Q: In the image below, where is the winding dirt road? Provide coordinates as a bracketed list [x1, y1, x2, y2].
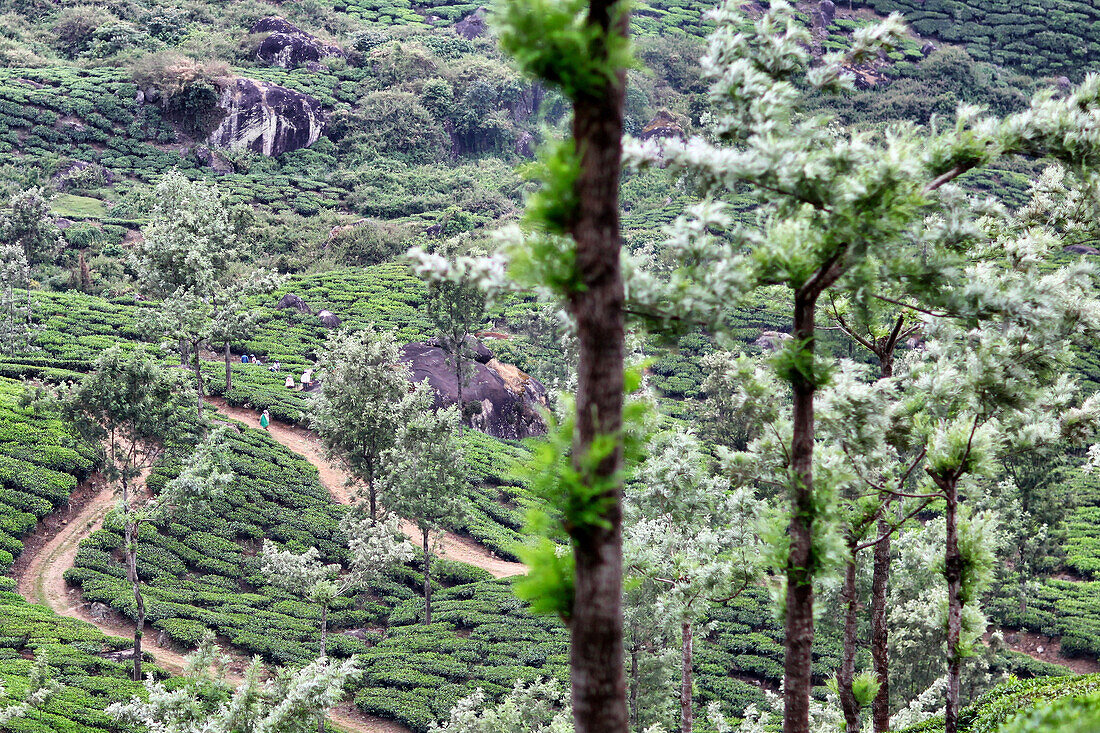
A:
[10, 453, 411, 733]
[209, 397, 527, 579]
[11, 396, 527, 732]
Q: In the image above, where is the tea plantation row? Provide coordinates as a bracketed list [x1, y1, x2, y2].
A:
[0, 378, 94, 572]
[0, 581, 159, 733]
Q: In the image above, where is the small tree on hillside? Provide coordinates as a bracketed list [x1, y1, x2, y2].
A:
[427, 262, 488, 423]
[0, 243, 29, 355]
[65, 346, 232, 680]
[211, 275, 284, 392]
[108, 633, 358, 733]
[624, 430, 763, 733]
[0, 656, 59, 724]
[1, 187, 61, 330]
[260, 512, 413, 660]
[381, 385, 466, 624]
[311, 327, 413, 521]
[134, 171, 276, 414]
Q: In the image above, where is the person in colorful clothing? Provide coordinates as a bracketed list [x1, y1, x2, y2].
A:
[260, 409, 270, 430]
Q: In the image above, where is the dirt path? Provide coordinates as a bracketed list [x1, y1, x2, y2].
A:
[11, 470, 407, 733]
[209, 398, 527, 579]
[988, 628, 1100, 675]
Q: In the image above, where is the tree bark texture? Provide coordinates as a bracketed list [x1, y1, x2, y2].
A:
[629, 641, 639, 730]
[565, 2, 629, 727]
[224, 342, 232, 391]
[784, 292, 818, 733]
[192, 339, 204, 418]
[837, 543, 861, 733]
[871, 510, 891, 733]
[681, 621, 694, 733]
[121, 483, 144, 682]
[871, 334, 896, 733]
[566, 59, 629, 733]
[422, 528, 432, 625]
[944, 478, 963, 733]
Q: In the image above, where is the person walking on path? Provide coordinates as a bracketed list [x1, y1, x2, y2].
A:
[260, 409, 270, 430]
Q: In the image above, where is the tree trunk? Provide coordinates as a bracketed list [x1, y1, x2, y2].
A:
[179, 337, 189, 367]
[367, 461, 377, 524]
[318, 603, 328, 733]
[193, 339, 204, 418]
[944, 478, 963, 733]
[422, 528, 432, 625]
[681, 621, 694, 733]
[628, 642, 639, 730]
[871, 510, 892, 733]
[837, 541, 861, 733]
[871, 343, 895, 733]
[566, 5, 628, 726]
[784, 292, 818, 733]
[121, 482, 144, 682]
[224, 342, 232, 391]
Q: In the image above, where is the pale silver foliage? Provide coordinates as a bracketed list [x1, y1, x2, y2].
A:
[429, 678, 572, 733]
[107, 634, 358, 733]
[0, 656, 59, 723]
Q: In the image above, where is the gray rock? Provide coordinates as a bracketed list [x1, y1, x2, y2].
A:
[818, 0, 835, 26]
[1065, 244, 1100, 255]
[1057, 76, 1073, 91]
[427, 334, 493, 364]
[753, 330, 790, 352]
[99, 648, 138, 662]
[89, 602, 111, 622]
[208, 78, 325, 157]
[453, 7, 489, 39]
[401, 340, 549, 440]
[921, 41, 937, 57]
[276, 293, 313, 314]
[250, 17, 345, 69]
[514, 130, 535, 158]
[317, 309, 341, 328]
[640, 110, 685, 141]
[135, 89, 145, 105]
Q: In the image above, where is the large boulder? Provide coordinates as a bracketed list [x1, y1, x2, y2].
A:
[640, 110, 685, 141]
[401, 339, 548, 440]
[250, 17, 345, 69]
[275, 293, 313, 314]
[453, 7, 489, 39]
[208, 78, 325, 157]
[317, 309, 341, 328]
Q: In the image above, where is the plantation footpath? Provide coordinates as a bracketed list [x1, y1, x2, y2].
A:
[10, 480, 412, 733]
[209, 397, 526, 579]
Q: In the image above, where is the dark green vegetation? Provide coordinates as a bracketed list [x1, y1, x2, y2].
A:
[0, 581, 159, 733]
[0, 378, 93, 572]
[853, 0, 1100, 77]
[900, 675, 1100, 733]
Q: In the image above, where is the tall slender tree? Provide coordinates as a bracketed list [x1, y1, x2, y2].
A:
[380, 385, 465, 624]
[624, 430, 762, 733]
[490, 0, 633, 727]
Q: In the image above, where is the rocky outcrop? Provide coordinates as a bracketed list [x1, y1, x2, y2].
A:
[1065, 244, 1100, 255]
[453, 8, 489, 39]
[640, 110, 686, 141]
[275, 293, 313, 314]
[317, 310, 341, 328]
[401, 338, 548, 440]
[208, 78, 325, 157]
[754, 330, 791, 352]
[250, 17, 344, 69]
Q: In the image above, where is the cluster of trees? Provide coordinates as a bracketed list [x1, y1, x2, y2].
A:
[404, 2, 1100, 733]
